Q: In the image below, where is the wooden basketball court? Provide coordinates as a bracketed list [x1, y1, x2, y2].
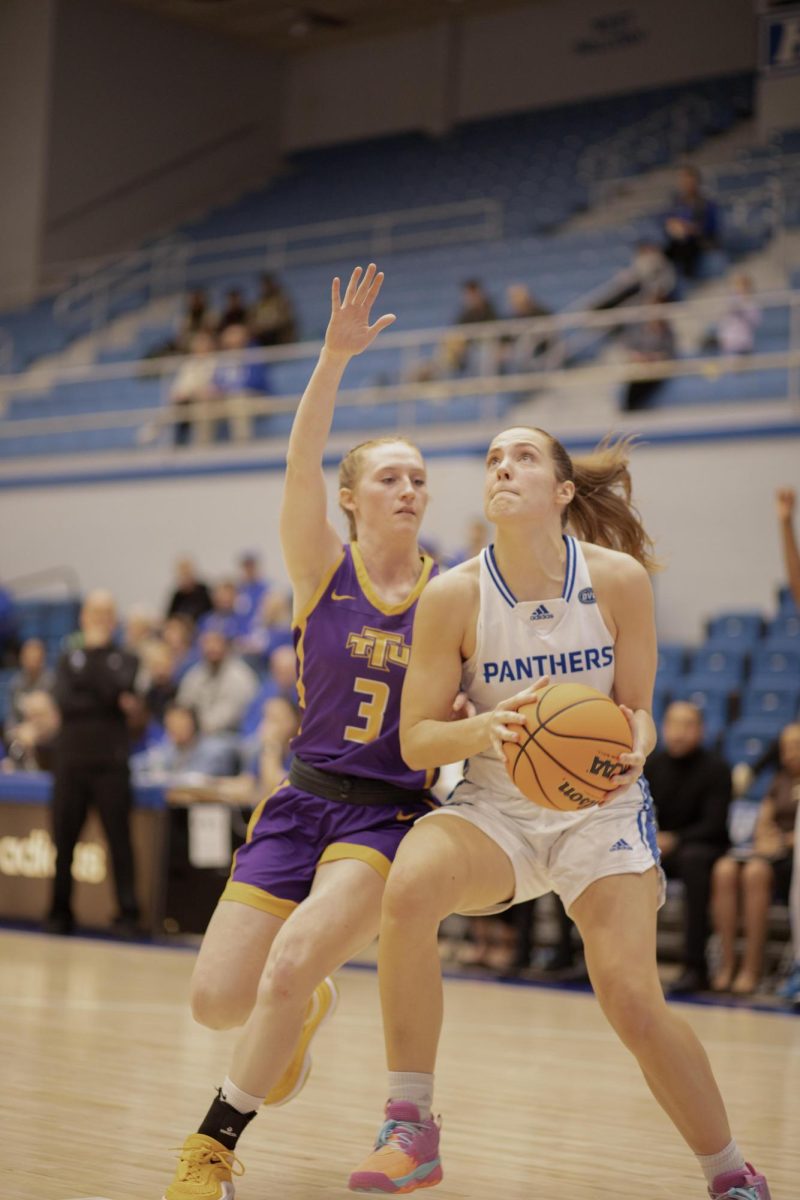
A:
[3, 928, 798, 1199]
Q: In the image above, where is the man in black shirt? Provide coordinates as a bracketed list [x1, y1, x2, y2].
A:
[165, 557, 213, 625]
[46, 590, 140, 936]
[646, 701, 731, 994]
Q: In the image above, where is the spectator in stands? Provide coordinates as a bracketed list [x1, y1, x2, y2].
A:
[123, 605, 161, 658]
[235, 552, 269, 633]
[439, 279, 498, 375]
[497, 284, 555, 372]
[7, 637, 54, 726]
[198, 580, 245, 642]
[646, 701, 731, 994]
[251, 273, 297, 347]
[595, 240, 678, 311]
[217, 288, 249, 334]
[165, 330, 218, 447]
[132, 703, 238, 780]
[47, 590, 141, 937]
[2, 690, 60, 773]
[236, 589, 293, 660]
[245, 694, 301, 792]
[240, 642, 298, 735]
[176, 629, 258, 736]
[163, 614, 197, 681]
[140, 641, 179, 726]
[701, 274, 761, 356]
[663, 165, 719, 279]
[621, 312, 676, 411]
[710, 721, 800, 994]
[166, 558, 213, 625]
[0, 582, 18, 666]
[210, 323, 270, 442]
[177, 289, 217, 352]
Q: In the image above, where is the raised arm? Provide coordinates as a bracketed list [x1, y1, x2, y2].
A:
[776, 488, 800, 609]
[279, 264, 396, 616]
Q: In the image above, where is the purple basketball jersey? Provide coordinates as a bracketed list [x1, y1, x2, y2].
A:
[291, 543, 437, 789]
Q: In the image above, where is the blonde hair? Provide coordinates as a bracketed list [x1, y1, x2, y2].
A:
[338, 436, 423, 541]
[531, 428, 659, 571]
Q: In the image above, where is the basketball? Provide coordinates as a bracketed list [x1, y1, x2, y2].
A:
[503, 682, 633, 811]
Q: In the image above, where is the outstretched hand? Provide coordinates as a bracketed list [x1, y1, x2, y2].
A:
[324, 264, 396, 359]
[776, 486, 796, 523]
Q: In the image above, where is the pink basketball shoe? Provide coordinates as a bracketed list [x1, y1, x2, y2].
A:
[709, 1163, 771, 1199]
[349, 1101, 442, 1194]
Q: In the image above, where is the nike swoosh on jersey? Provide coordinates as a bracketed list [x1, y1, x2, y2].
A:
[331, 591, 356, 601]
[395, 811, 420, 822]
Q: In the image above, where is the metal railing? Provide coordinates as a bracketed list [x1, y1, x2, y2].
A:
[49, 199, 504, 336]
[0, 289, 798, 452]
[577, 93, 715, 187]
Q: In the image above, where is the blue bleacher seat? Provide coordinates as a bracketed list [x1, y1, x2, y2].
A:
[750, 647, 800, 686]
[657, 644, 687, 680]
[672, 680, 732, 726]
[766, 613, 800, 645]
[690, 646, 748, 685]
[723, 718, 780, 766]
[706, 611, 764, 646]
[777, 585, 799, 615]
[741, 682, 800, 722]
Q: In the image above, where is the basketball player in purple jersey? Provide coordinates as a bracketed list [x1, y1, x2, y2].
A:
[163, 264, 438, 1198]
[350, 429, 771, 1200]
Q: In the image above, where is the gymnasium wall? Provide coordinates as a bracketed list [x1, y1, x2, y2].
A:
[284, 0, 757, 151]
[41, 0, 283, 266]
[2, 433, 796, 644]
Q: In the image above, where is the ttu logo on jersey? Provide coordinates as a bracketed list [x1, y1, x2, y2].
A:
[346, 626, 411, 671]
[529, 604, 554, 621]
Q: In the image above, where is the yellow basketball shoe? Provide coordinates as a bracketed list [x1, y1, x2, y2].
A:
[263, 975, 339, 1107]
[163, 1133, 244, 1199]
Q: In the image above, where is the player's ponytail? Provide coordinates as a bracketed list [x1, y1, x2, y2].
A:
[537, 430, 659, 571]
[338, 436, 422, 541]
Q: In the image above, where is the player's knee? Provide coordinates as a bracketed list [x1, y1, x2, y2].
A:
[382, 860, 446, 926]
[257, 939, 316, 1008]
[596, 974, 663, 1049]
[190, 979, 253, 1030]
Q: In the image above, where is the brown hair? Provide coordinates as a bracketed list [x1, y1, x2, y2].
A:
[338, 436, 423, 541]
[532, 429, 659, 571]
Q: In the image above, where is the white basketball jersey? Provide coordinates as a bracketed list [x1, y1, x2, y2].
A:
[462, 536, 616, 802]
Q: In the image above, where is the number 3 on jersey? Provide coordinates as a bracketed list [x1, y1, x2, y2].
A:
[344, 677, 390, 744]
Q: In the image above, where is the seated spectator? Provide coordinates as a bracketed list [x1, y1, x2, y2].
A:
[177, 630, 258, 735]
[777, 484, 799, 608]
[621, 313, 676, 412]
[132, 703, 238, 780]
[1, 690, 60, 772]
[7, 638, 54, 727]
[251, 273, 297, 346]
[497, 284, 555, 372]
[0, 582, 18, 666]
[177, 289, 217, 352]
[445, 279, 498, 373]
[236, 591, 293, 659]
[124, 605, 161, 658]
[164, 330, 218, 447]
[166, 558, 213, 625]
[594, 240, 678, 311]
[162, 614, 199, 682]
[646, 701, 731, 994]
[710, 721, 800, 995]
[701, 274, 761, 356]
[244, 695, 301, 792]
[235, 552, 269, 634]
[211, 324, 270, 442]
[778, 798, 800, 1008]
[216, 288, 249, 334]
[140, 641, 179, 726]
[663, 165, 719, 279]
[240, 643, 298, 735]
[198, 581, 246, 642]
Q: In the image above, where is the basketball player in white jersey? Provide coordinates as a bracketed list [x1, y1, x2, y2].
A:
[349, 428, 771, 1200]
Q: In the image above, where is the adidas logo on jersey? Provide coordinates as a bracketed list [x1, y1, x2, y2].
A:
[609, 838, 633, 852]
[529, 604, 553, 621]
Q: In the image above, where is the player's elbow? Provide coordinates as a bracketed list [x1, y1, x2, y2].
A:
[400, 725, 428, 772]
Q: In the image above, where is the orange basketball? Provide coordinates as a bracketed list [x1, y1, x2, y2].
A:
[503, 682, 633, 811]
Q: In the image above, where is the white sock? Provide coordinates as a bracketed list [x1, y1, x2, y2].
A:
[388, 1071, 434, 1119]
[697, 1140, 746, 1188]
[220, 1074, 265, 1114]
